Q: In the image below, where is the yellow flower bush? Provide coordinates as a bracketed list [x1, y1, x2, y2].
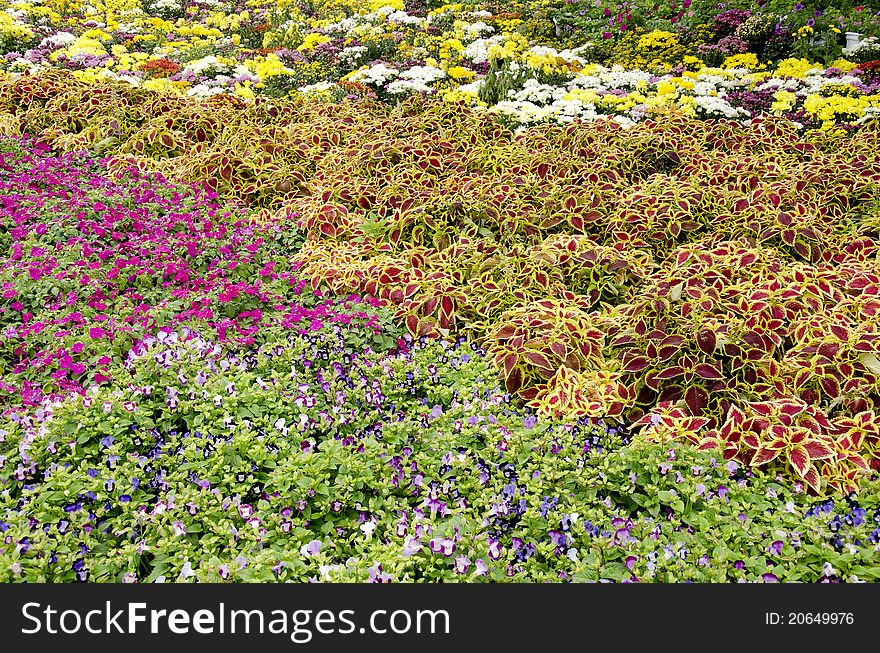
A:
[722, 53, 761, 69]
[771, 90, 797, 115]
[488, 32, 529, 62]
[298, 33, 331, 51]
[774, 58, 819, 79]
[803, 93, 880, 130]
[0, 11, 34, 45]
[637, 30, 679, 50]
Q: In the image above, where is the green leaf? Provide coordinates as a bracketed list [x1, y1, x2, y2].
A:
[859, 353, 880, 375]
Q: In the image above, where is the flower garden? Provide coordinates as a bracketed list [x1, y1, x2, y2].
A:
[1, 0, 880, 583]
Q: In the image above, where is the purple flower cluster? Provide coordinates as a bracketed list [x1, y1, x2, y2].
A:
[0, 139, 383, 407]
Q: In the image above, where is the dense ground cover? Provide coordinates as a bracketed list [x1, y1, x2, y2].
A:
[2, 143, 880, 583]
[1, 1, 880, 582]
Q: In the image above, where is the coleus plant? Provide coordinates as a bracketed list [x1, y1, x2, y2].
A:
[632, 398, 878, 495]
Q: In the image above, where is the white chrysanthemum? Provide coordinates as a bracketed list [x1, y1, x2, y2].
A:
[349, 63, 400, 85]
[385, 79, 430, 94]
[461, 21, 494, 39]
[152, 0, 182, 11]
[491, 100, 553, 123]
[692, 95, 747, 119]
[691, 81, 720, 96]
[340, 45, 368, 67]
[41, 31, 77, 48]
[398, 65, 445, 83]
[386, 10, 424, 26]
[298, 81, 336, 93]
[461, 35, 504, 64]
[507, 79, 564, 105]
[187, 83, 225, 98]
[181, 55, 228, 76]
[323, 16, 361, 35]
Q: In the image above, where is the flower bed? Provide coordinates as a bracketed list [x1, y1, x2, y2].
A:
[2, 121, 880, 584]
[0, 2, 879, 129]
[2, 1, 880, 583]
[2, 73, 880, 496]
[0, 137, 391, 406]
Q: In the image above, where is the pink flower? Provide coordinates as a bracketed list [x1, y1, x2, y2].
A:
[89, 327, 105, 339]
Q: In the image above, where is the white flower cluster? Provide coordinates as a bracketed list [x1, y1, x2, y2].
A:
[151, 0, 182, 13]
[386, 65, 446, 94]
[461, 35, 505, 64]
[339, 45, 368, 68]
[115, 21, 143, 33]
[349, 62, 400, 86]
[298, 81, 336, 94]
[507, 78, 562, 104]
[40, 31, 77, 48]
[322, 16, 363, 35]
[461, 21, 494, 39]
[386, 10, 425, 26]
[492, 80, 600, 126]
[349, 62, 446, 95]
[187, 84, 226, 98]
[374, 6, 397, 17]
[180, 55, 229, 77]
[691, 95, 748, 119]
[756, 77, 801, 92]
[481, 64, 757, 126]
[571, 67, 653, 90]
